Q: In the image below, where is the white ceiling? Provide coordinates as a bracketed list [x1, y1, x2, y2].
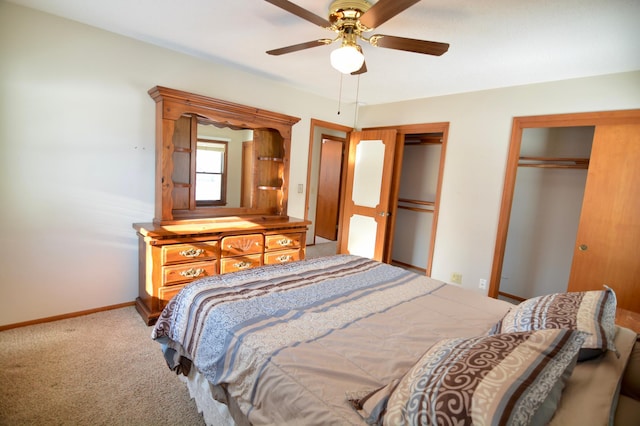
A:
[7, 0, 640, 105]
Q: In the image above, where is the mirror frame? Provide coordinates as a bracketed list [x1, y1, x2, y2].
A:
[148, 86, 300, 224]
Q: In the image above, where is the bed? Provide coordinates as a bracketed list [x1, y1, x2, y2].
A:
[152, 255, 639, 425]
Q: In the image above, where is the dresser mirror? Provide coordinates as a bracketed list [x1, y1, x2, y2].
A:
[194, 120, 252, 209]
[148, 86, 300, 224]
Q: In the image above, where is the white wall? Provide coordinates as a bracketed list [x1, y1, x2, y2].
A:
[2, 2, 639, 326]
[0, 3, 353, 326]
[358, 71, 640, 295]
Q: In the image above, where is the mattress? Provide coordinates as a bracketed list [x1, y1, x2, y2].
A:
[152, 255, 636, 425]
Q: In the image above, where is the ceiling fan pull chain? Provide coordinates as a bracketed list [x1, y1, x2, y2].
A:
[337, 72, 344, 115]
[353, 73, 360, 128]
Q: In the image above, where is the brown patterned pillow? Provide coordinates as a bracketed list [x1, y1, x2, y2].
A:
[349, 329, 585, 426]
[490, 288, 617, 361]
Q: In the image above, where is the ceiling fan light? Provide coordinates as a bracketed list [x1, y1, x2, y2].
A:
[330, 44, 365, 74]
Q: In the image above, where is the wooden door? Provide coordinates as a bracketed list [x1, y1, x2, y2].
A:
[315, 138, 343, 240]
[339, 129, 397, 260]
[568, 123, 640, 312]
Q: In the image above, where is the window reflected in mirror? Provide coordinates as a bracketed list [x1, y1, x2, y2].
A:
[196, 121, 253, 210]
[196, 140, 227, 206]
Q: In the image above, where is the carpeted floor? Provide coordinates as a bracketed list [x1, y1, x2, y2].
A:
[306, 241, 338, 259]
[0, 306, 205, 425]
[0, 246, 340, 425]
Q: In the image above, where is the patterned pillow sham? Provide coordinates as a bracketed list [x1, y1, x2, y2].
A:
[490, 288, 617, 361]
[349, 329, 585, 426]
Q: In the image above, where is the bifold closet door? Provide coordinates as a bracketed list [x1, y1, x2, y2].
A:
[568, 123, 640, 312]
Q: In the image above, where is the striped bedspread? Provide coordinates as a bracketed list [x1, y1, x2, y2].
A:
[153, 255, 432, 385]
[152, 255, 515, 424]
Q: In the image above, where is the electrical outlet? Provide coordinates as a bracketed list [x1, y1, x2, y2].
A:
[451, 272, 462, 284]
[479, 279, 487, 290]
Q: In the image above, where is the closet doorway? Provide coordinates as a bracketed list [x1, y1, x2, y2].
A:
[390, 132, 445, 274]
[496, 126, 594, 302]
[489, 110, 640, 313]
[359, 122, 449, 274]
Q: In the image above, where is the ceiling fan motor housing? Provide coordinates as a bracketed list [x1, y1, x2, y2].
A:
[329, 0, 372, 29]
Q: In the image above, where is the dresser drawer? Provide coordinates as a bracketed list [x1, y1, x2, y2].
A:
[158, 284, 185, 305]
[220, 254, 263, 274]
[162, 260, 217, 286]
[265, 233, 302, 251]
[161, 241, 219, 265]
[221, 234, 263, 257]
[264, 248, 301, 265]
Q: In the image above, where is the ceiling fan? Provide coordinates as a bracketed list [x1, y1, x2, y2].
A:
[264, 0, 449, 75]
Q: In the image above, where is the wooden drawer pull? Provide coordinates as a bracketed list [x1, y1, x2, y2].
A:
[277, 238, 293, 247]
[233, 261, 252, 269]
[276, 255, 292, 262]
[179, 248, 204, 258]
[179, 268, 204, 278]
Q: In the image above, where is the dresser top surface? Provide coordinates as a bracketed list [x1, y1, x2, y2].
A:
[133, 216, 309, 238]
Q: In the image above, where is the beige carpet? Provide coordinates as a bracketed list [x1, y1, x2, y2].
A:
[0, 306, 205, 425]
[306, 241, 338, 259]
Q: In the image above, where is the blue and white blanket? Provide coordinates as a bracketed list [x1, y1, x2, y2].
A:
[152, 255, 515, 425]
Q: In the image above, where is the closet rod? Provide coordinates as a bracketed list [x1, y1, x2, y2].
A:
[398, 205, 433, 213]
[398, 198, 434, 207]
[404, 141, 442, 146]
[397, 198, 434, 213]
[404, 135, 443, 145]
[518, 156, 589, 169]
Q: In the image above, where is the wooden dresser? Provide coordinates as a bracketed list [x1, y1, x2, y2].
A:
[135, 86, 309, 324]
[134, 217, 308, 325]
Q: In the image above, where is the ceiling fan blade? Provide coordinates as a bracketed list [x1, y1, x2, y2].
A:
[267, 39, 332, 56]
[351, 61, 367, 75]
[359, 0, 421, 29]
[264, 0, 331, 28]
[371, 35, 449, 56]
